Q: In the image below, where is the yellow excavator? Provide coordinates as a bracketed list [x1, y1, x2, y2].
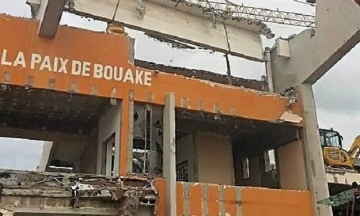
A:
[320, 128, 360, 170]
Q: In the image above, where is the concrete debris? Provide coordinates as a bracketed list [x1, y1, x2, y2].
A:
[144, 33, 196, 50]
[280, 86, 296, 96]
[72, 180, 96, 191]
[135, 59, 268, 91]
[0, 169, 159, 215]
[280, 86, 297, 107]
[278, 111, 303, 124]
[325, 166, 359, 174]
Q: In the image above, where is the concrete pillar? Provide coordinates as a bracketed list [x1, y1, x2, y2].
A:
[163, 92, 176, 216]
[264, 47, 274, 92]
[120, 90, 134, 176]
[37, 0, 65, 37]
[299, 83, 332, 216]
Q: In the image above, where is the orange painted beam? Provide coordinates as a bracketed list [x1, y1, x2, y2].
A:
[0, 15, 303, 124]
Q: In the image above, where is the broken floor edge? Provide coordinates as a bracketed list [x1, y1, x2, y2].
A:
[134, 59, 268, 91]
[0, 169, 313, 194]
[0, 207, 118, 215]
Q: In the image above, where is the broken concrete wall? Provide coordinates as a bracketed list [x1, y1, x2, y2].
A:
[195, 132, 234, 185]
[37, 141, 53, 172]
[176, 134, 195, 182]
[97, 102, 121, 176]
[0, 169, 159, 215]
[277, 140, 307, 190]
[135, 60, 268, 91]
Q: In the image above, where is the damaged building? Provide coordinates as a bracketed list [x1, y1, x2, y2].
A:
[0, 14, 315, 215]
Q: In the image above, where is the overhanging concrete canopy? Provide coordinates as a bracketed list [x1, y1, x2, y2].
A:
[27, 0, 271, 62]
[270, 0, 360, 91]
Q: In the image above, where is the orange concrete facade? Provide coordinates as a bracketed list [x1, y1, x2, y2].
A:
[155, 180, 313, 216]
[0, 14, 312, 216]
[0, 15, 302, 121]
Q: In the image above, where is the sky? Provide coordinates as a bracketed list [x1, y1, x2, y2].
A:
[0, 0, 359, 170]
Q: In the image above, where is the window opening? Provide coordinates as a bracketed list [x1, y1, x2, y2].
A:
[132, 104, 163, 176]
[242, 157, 250, 179]
[261, 148, 279, 189]
[264, 149, 276, 173]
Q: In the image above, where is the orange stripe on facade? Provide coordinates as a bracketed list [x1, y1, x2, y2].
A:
[241, 187, 314, 216]
[0, 15, 303, 125]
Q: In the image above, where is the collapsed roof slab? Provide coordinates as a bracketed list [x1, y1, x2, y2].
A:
[0, 14, 301, 125]
[134, 59, 268, 91]
[27, 0, 270, 62]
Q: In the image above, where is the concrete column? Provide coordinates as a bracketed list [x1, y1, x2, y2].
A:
[163, 92, 176, 216]
[264, 47, 274, 93]
[37, 0, 65, 38]
[120, 90, 134, 176]
[299, 83, 332, 216]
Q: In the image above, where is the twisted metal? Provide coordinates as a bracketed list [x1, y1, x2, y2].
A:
[174, 0, 315, 28]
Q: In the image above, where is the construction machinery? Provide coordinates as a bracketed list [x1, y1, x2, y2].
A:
[320, 128, 360, 171]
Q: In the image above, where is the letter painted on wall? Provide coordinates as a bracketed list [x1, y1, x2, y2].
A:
[0, 49, 152, 86]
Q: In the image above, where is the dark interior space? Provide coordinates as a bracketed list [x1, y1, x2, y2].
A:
[176, 108, 300, 150]
[175, 108, 301, 188]
[0, 84, 114, 174]
[0, 84, 111, 137]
